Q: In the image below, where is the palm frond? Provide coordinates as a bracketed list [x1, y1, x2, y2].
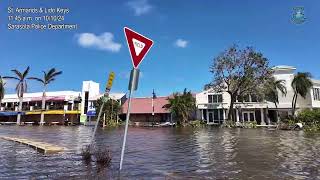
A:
[45, 68, 62, 83]
[0, 77, 5, 100]
[2, 76, 20, 81]
[47, 68, 56, 77]
[28, 77, 45, 84]
[51, 71, 62, 78]
[22, 66, 30, 79]
[11, 70, 23, 80]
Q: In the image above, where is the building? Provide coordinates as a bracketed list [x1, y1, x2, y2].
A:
[0, 80, 126, 125]
[0, 91, 82, 124]
[196, 65, 320, 125]
[121, 96, 172, 125]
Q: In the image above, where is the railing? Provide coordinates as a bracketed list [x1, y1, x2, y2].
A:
[0, 106, 79, 112]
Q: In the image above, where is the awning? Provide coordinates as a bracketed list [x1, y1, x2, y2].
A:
[26, 110, 81, 115]
[0, 111, 25, 116]
[31, 96, 66, 101]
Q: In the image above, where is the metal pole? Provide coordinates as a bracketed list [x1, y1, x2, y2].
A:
[90, 101, 105, 146]
[111, 99, 113, 122]
[120, 68, 139, 170]
[119, 86, 134, 170]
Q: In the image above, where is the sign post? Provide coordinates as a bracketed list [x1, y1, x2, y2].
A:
[90, 72, 115, 146]
[120, 27, 153, 170]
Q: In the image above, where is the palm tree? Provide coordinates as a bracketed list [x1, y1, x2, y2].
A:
[264, 77, 287, 122]
[28, 68, 62, 125]
[164, 88, 196, 126]
[3, 67, 30, 124]
[0, 76, 5, 106]
[291, 72, 313, 117]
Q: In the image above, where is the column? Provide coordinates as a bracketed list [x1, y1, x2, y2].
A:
[260, 108, 266, 125]
[206, 110, 209, 124]
[236, 109, 240, 122]
[201, 109, 204, 120]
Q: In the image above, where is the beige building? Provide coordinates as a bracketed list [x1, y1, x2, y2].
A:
[196, 65, 320, 125]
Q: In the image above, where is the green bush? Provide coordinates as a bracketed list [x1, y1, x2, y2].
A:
[188, 120, 207, 128]
[297, 109, 320, 132]
[222, 121, 236, 128]
[243, 121, 257, 128]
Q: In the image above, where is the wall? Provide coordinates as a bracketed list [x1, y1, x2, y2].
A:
[311, 83, 320, 108]
[81, 81, 100, 115]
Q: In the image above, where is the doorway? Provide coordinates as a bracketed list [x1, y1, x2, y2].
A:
[242, 111, 255, 122]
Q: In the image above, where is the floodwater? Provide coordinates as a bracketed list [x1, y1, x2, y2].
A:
[0, 126, 319, 179]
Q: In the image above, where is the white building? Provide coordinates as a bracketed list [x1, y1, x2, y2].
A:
[0, 80, 126, 124]
[196, 65, 320, 125]
[1, 91, 82, 112]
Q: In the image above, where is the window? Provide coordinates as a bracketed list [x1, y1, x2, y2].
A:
[244, 95, 250, 102]
[237, 94, 261, 102]
[208, 95, 213, 103]
[313, 88, 320, 101]
[251, 94, 258, 102]
[84, 91, 89, 114]
[208, 94, 223, 103]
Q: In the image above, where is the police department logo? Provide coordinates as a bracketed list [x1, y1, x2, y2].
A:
[292, 7, 306, 24]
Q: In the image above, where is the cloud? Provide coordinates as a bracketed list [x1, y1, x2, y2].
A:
[174, 39, 188, 48]
[127, 0, 153, 16]
[76, 32, 121, 52]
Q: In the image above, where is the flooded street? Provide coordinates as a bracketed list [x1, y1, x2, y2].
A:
[0, 126, 319, 179]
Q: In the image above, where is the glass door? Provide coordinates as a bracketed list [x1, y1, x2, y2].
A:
[208, 111, 214, 123]
[243, 111, 255, 122]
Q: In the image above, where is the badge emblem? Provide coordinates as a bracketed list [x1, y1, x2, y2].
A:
[292, 7, 306, 24]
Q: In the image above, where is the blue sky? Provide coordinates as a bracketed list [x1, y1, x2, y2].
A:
[1, 0, 320, 97]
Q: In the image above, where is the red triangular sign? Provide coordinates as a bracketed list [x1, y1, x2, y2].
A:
[124, 27, 153, 69]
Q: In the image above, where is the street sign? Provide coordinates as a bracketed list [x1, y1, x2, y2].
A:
[124, 27, 153, 69]
[90, 71, 115, 146]
[120, 27, 153, 171]
[106, 72, 115, 91]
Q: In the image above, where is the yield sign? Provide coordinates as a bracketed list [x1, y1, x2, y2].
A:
[124, 27, 153, 69]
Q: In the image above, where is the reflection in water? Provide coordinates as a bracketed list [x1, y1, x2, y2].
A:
[277, 131, 320, 179]
[0, 126, 319, 179]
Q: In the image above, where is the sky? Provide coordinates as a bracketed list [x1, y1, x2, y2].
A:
[1, 0, 320, 97]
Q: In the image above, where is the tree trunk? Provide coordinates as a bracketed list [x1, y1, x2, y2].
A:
[40, 87, 46, 125]
[275, 103, 280, 124]
[111, 100, 113, 123]
[227, 94, 235, 122]
[16, 85, 23, 125]
[103, 113, 106, 127]
[292, 93, 297, 117]
[17, 97, 23, 125]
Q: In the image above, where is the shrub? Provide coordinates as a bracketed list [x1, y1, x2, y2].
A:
[223, 121, 237, 128]
[94, 148, 112, 167]
[188, 120, 207, 127]
[81, 145, 92, 163]
[243, 121, 257, 128]
[297, 109, 320, 132]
